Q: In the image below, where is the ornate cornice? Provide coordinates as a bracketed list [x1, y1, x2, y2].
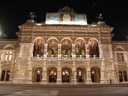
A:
[19, 25, 113, 33]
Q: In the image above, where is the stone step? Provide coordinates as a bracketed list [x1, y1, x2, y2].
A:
[1, 84, 128, 88]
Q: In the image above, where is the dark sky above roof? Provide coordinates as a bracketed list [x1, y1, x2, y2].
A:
[0, 0, 128, 41]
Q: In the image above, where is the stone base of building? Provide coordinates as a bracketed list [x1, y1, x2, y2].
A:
[111, 78, 119, 84]
[41, 79, 47, 84]
[12, 78, 32, 84]
[100, 79, 108, 84]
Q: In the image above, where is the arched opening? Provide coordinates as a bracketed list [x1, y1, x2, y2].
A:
[1, 70, 5, 81]
[123, 71, 127, 81]
[62, 68, 71, 82]
[4, 46, 14, 61]
[34, 67, 42, 82]
[6, 70, 10, 81]
[76, 68, 85, 82]
[61, 39, 72, 57]
[91, 67, 100, 82]
[47, 39, 58, 57]
[75, 39, 85, 57]
[119, 71, 123, 82]
[1, 70, 10, 81]
[33, 39, 44, 57]
[48, 67, 57, 82]
[88, 39, 99, 57]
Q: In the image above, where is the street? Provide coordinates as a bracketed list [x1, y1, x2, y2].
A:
[0, 84, 128, 96]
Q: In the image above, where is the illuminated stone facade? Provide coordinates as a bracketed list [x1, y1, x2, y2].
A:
[0, 7, 128, 84]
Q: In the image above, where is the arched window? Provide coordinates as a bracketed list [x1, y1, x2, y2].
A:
[117, 53, 124, 62]
[4, 46, 14, 61]
[88, 39, 99, 57]
[47, 39, 58, 57]
[61, 39, 72, 57]
[33, 39, 44, 57]
[115, 47, 125, 63]
[75, 39, 85, 57]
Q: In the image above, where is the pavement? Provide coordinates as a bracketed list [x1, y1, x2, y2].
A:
[0, 84, 128, 96]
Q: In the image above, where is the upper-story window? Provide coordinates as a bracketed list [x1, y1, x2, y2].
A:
[33, 39, 44, 57]
[75, 39, 85, 57]
[47, 39, 58, 57]
[61, 39, 72, 57]
[4, 46, 14, 62]
[5, 51, 13, 61]
[117, 53, 124, 62]
[88, 39, 99, 57]
[115, 47, 125, 63]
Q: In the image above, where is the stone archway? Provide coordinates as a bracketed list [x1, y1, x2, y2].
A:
[33, 67, 42, 82]
[47, 67, 57, 83]
[91, 67, 100, 83]
[1, 70, 10, 81]
[62, 68, 72, 82]
[76, 67, 86, 82]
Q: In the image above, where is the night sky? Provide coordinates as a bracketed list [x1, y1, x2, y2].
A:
[0, 0, 128, 41]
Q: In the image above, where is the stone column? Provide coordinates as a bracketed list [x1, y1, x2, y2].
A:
[26, 60, 32, 83]
[72, 62, 77, 85]
[41, 62, 47, 84]
[12, 60, 21, 83]
[111, 60, 118, 84]
[86, 62, 92, 84]
[72, 44, 76, 58]
[58, 44, 62, 58]
[109, 44, 114, 59]
[100, 60, 107, 84]
[44, 44, 48, 58]
[57, 61, 62, 84]
[98, 43, 104, 59]
[85, 44, 89, 58]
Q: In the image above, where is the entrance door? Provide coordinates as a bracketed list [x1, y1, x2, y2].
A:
[119, 71, 123, 82]
[91, 67, 100, 82]
[62, 69, 70, 82]
[123, 71, 127, 81]
[49, 70, 57, 82]
[77, 68, 83, 82]
[1, 70, 5, 81]
[35, 68, 42, 82]
[6, 70, 10, 81]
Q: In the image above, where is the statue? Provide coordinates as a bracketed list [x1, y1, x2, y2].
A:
[96, 13, 103, 23]
[28, 12, 36, 20]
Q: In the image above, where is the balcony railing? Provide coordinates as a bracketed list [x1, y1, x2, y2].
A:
[31, 56, 102, 61]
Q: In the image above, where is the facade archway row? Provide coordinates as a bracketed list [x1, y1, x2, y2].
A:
[33, 37, 100, 58]
[31, 66, 103, 84]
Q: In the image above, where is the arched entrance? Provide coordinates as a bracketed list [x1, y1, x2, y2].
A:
[62, 68, 71, 82]
[119, 71, 127, 82]
[48, 67, 57, 82]
[34, 67, 42, 82]
[1, 70, 10, 81]
[76, 68, 85, 82]
[123, 71, 127, 81]
[91, 67, 100, 82]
